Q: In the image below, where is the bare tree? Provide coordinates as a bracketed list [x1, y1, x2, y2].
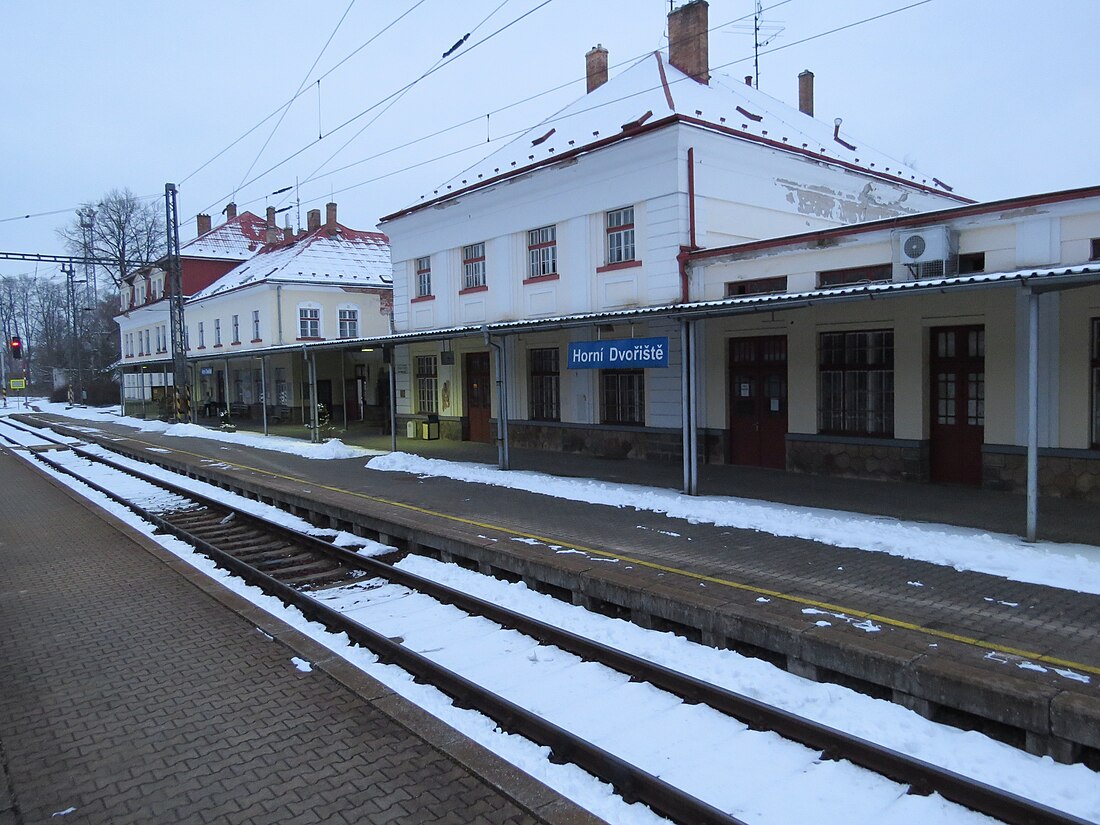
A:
[58, 188, 165, 291]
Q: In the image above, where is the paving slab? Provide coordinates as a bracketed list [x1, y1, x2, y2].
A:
[0, 448, 601, 825]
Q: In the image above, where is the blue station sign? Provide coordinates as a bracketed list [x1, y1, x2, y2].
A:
[567, 337, 669, 369]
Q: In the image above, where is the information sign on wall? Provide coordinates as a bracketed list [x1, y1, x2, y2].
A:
[567, 337, 669, 369]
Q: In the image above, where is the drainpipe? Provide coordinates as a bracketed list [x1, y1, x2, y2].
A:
[679, 147, 699, 304]
[387, 346, 397, 453]
[259, 355, 269, 436]
[483, 325, 510, 470]
[1026, 288, 1039, 541]
[276, 285, 284, 345]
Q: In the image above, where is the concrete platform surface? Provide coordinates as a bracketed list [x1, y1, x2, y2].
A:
[0, 449, 601, 825]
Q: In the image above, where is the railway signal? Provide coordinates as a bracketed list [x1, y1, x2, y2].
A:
[10, 335, 22, 359]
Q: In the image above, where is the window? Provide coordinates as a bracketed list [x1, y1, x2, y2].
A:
[601, 369, 644, 425]
[726, 276, 788, 297]
[818, 264, 892, 288]
[154, 326, 162, 353]
[462, 243, 486, 289]
[198, 322, 205, 348]
[606, 206, 635, 264]
[527, 226, 557, 279]
[818, 330, 894, 436]
[251, 310, 260, 341]
[958, 252, 985, 274]
[231, 314, 240, 344]
[338, 307, 359, 338]
[415, 256, 432, 297]
[1091, 238, 1100, 261]
[1092, 319, 1100, 448]
[143, 329, 151, 356]
[415, 355, 438, 413]
[528, 348, 560, 421]
[214, 318, 222, 346]
[151, 277, 164, 300]
[299, 306, 320, 338]
[124, 333, 133, 357]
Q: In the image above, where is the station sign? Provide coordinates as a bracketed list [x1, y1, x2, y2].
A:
[9, 379, 26, 389]
[200, 367, 213, 376]
[567, 337, 669, 369]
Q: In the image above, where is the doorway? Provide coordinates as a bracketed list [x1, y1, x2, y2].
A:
[728, 336, 788, 469]
[929, 325, 985, 485]
[465, 352, 492, 443]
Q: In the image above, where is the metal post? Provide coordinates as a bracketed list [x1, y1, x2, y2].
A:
[63, 263, 81, 406]
[309, 351, 320, 442]
[688, 319, 699, 495]
[140, 368, 146, 418]
[223, 359, 231, 423]
[681, 320, 690, 493]
[388, 347, 397, 453]
[165, 183, 189, 423]
[498, 335, 510, 470]
[260, 356, 269, 436]
[1026, 289, 1040, 541]
[341, 350, 348, 432]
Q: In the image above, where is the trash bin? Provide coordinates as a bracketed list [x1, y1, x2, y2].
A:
[421, 413, 440, 440]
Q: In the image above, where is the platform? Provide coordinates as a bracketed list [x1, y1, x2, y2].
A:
[19, 410, 1100, 766]
[0, 448, 598, 825]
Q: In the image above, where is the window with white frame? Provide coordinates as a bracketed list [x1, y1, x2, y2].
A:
[462, 242, 486, 289]
[251, 310, 261, 341]
[214, 318, 222, 346]
[198, 321, 205, 348]
[415, 256, 432, 297]
[154, 326, 162, 353]
[338, 306, 359, 338]
[151, 276, 164, 300]
[298, 305, 321, 338]
[415, 355, 438, 413]
[143, 329, 151, 356]
[606, 206, 635, 264]
[124, 333, 133, 357]
[231, 314, 240, 344]
[818, 330, 894, 436]
[527, 225, 557, 279]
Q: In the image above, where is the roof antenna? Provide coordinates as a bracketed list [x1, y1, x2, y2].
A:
[728, 0, 784, 89]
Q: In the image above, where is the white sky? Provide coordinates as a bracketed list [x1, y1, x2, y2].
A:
[2, 0, 1098, 276]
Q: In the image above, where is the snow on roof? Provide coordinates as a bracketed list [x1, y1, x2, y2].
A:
[189, 224, 391, 301]
[393, 52, 960, 219]
[181, 211, 280, 261]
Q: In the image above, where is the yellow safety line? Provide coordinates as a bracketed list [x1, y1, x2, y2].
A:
[98, 429, 1100, 677]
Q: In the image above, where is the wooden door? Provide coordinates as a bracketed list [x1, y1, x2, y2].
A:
[930, 326, 985, 485]
[465, 352, 492, 443]
[728, 336, 788, 469]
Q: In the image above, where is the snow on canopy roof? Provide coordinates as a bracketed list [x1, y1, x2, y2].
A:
[391, 52, 960, 219]
[181, 212, 279, 261]
[189, 224, 391, 301]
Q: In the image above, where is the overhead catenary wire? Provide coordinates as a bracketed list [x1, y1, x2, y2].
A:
[284, 0, 937, 216]
[193, 0, 554, 220]
[232, 0, 358, 200]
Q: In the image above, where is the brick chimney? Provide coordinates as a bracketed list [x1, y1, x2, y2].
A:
[798, 70, 814, 116]
[307, 208, 321, 232]
[585, 44, 608, 93]
[225, 202, 237, 221]
[668, 0, 709, 85]
[196, 213, 211, 237]
[325, 202, 338, 236]
[265, 206, 277, 244]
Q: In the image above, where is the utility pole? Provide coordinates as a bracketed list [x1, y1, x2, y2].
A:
[79, 207, 97, 303]
[63, 263, 82, 405]
[164, 183, 190, 422]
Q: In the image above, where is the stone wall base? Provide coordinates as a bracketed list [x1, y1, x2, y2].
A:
[985, 449, 1100, 502]
[787, 436, 928, 483]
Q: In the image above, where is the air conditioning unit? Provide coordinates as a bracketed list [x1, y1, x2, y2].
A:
[898, 226, 951, 263]
[895, 226, 958, 279]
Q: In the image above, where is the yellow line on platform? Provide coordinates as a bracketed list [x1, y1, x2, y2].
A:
[115, 431, 1100, 678]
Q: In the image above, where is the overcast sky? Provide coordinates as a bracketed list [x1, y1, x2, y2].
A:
[2, 0, 1097, 280]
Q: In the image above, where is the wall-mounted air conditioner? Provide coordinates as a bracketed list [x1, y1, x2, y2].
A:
[894, 226, 957, 279]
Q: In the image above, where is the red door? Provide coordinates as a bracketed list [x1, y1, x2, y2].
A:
[728, 336, 788, 469]
[930, 326, 985, 485]
[465, 352, 492, 443]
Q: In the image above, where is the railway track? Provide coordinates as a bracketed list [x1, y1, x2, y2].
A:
[0, 415, 1091, 825]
